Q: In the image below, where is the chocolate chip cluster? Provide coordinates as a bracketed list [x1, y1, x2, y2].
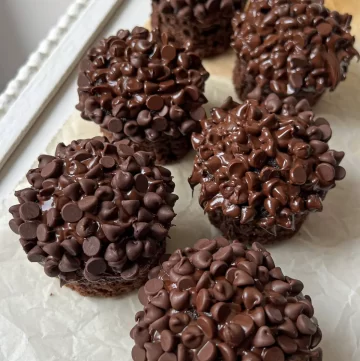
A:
[232, 0, 359, 104]
[189, 95, 345, 240]
[76, 27, 209, 145]
[151, 0, 246, 59]
[8, 137, 178, 294]
[153, 0, 244, 24]
[131, 239, 322, 361]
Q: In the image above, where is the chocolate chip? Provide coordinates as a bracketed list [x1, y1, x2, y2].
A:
[316, 163, 335, 182]
[78, 196, 98, 212]
[76, 217, 97, 237]
[262, 347, 284, 361]
[144, 192, 163, 211]
[78, 179, 97, 195]
[9, 218, 23, 234]
[296, 314, 317, 335]
[161, 45, 177, 62]
[191, 250, 212, 269]
[63, 183, 81, 201]
[132, 346, 146, 361]
[122, 263, 140, 280]
[27, 245, 47, 262]
[181, 325, 203, 349]
[83, 236, 101, 256]
[290, 166, 307, 185]
[59, 254, 80, 272]
[85, 257, 107, 275]
[197, 341, 217, 361]
[102, 223, 126, 242]
[61, 238, 81, 256]
[41, 160, 62, 179]
[44, 258, 60, 277]
[147, 95, 164, 111]
[211, 302, 231, 323]
[169, 313, 190, 333]
[253, 326, 275, 347]
[19, 221, 38, 240]
[219, 323, 245, 347]
[160, 329, 176, 352]
[61, 203, 83, 223]
[19, 202, 40, 220]
[135, 174, 149, 193]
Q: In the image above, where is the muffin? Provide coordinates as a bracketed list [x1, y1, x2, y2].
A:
[151, 0, 247, 59]
[189, 95, 345, 244]
[76, 27, 209, 164]
[232, 0, 359, 105]
[8, 137, 178, 297]
[131, 238, 323, 361]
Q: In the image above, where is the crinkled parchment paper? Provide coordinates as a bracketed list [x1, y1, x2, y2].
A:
[1, 7, 360, 361]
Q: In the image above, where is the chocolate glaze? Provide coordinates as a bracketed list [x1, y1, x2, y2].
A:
[189, 95, 345, 238]
[131, 239, 322, 361]
[9, 137, 178, 292]
[231, 0, 359, 104]
[76, 27, 209, 145]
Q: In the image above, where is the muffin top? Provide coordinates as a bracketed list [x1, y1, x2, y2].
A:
[8, 137, 178, 283]
[153, 0, 245, 23]
[131, 238, 322, 361]
[76, 27, 209, 142]
[189, 95, 345, 232]
[232, 0, 359, 100]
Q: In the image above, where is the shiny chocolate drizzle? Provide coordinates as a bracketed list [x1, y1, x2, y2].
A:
[189, 94, 345, 235]
[9, 137, 178, 285]
[131, 239, 322, 361]
[76, 27, 209, 143]
[231, 0, 359, 102]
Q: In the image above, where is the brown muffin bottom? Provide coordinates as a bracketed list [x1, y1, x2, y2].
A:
[65, 275, 148, 297]
[103, 129, 191, 165]
[151, 3, 233, 58]
[208, 208, 308, 244]
[65, 241, 166, 297]
[233, 57, 325, 106]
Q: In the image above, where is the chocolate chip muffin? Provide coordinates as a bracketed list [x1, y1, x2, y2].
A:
[189, 95, 345, 244]
[76, 27, 209, 164]
[151, 0, 247, 59]
[232, 0, 359, 105]
[8, 137, 178, 297]
[131, 239, 323, 361]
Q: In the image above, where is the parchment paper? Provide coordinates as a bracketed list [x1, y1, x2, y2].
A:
[1, 9, 360, 361]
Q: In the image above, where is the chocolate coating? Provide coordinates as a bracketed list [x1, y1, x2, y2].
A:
[131, 239, 322, 361]
[76, 27, 209, 164]
[232, 0, 359, 105]
[9, 137, 178, 297]
[151, 0, 246, 59]
[189, 95, 345, 243]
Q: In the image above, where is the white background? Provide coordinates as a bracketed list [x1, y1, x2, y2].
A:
[0, 0, 73, 91]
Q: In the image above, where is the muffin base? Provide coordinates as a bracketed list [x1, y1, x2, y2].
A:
[151, 3, 233, 58]
[208, 208, 308, 244]
[233, 57, 325, 106]
[103, 129, 192, 165]
[65, 275, 148, 297]
[64, 241, 166, 297]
